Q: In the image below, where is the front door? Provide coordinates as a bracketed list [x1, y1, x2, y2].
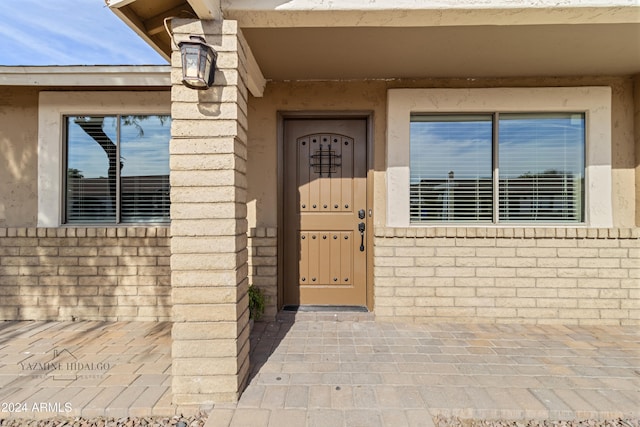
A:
[283, 118, 368, 307]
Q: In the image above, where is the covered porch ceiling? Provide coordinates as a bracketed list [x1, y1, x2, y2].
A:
[242, 23, 640, 80]
[107, 0, 640, 87]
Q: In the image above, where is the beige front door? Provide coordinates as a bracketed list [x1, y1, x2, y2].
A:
[283, 118, 368, 307]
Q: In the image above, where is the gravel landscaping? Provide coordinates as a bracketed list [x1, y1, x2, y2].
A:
[2, 413, 639, 426]
[0, 413, 207, 427]
[434, 415, 640, 427]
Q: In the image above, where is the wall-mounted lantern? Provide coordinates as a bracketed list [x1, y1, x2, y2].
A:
[178, 35, 218, 90]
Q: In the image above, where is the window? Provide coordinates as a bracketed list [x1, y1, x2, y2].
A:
[386, 87, 612, 228]
[38, 91, 170, 227]
[410, 113, 585, 223]
[64, 115, 171, 224]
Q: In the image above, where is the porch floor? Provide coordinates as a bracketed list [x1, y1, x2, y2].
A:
[0, 320, 189, 419]
[209, 312, 640, 427]
[0, 316, 638, 425]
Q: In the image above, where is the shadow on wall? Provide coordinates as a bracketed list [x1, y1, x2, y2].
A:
[0, 87, 39, 227]
[0, 227, 171, 322]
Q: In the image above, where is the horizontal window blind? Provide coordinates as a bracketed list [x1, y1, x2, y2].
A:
[409, 113, 585, 224]
[410, 115, 493, 223]
[120, 115, 170, 223]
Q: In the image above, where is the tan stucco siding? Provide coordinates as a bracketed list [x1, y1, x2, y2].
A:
[0, 87, 39, 227]
[611, 78, 636, 227]
[247, 76, 638, 230]
[635, 74, 640, 226]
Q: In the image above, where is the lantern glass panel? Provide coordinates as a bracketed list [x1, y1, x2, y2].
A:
[183, 46, 200, 78]
[179, 36, 217, 89]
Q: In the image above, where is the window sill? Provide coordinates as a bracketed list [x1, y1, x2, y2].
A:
[374, 226, 639, 239]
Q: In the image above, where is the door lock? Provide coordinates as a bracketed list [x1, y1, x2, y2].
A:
[358, 209, 366, 220]
[358, 222, 365, 252]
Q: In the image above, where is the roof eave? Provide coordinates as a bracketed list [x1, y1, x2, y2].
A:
[0, 65, 171, 87]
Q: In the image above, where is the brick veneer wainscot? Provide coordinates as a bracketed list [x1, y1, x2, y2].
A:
[0, 227, 170, 321]
[373, 227, 640, 326]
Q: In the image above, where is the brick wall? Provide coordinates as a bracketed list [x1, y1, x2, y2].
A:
[374, 227, 640, 326]
[0, 227, 171, 321]
[170, 19, 251, 404]
[248, 227, 277, 320]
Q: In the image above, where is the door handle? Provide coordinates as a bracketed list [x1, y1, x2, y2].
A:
[358, 222, 365, 252]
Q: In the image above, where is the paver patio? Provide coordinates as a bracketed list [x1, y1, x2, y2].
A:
[207, 312, 640, 427]
[0, 321, 185, 419]
[0, 313, 638, 425]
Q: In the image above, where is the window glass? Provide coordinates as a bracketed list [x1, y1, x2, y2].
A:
[409, 112, 585, 224]
[65, 115, 171, 224]
[498, 113, 585, 222]
[410, 114, 493, 222]
[120, 115, 171, 223]
[66, 116, 118, 223]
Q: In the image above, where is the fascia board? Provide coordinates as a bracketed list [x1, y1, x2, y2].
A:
[0, 66, 171, 87]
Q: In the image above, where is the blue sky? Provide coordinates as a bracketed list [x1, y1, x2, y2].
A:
[0, 0, 166, 66]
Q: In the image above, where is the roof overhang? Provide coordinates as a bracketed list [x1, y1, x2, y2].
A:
[107, 0, 640, 87]
[0, 65, 171, 87]
[107, 0, 266, 97]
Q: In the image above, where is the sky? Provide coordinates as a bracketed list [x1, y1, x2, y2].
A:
[0, 0, 166, 66]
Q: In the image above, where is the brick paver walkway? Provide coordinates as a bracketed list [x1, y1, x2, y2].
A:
[0, 321, 185, 419]
[0, 315, 638, 425]
[206, 312, 640, 427]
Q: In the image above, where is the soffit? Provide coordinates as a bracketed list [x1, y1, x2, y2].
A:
[108, 0, 196, 61]
[242, 23, 640, 80]
[108, 0, 640, 80]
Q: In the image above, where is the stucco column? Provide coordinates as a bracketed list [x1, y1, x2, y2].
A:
[170, 18, 250, 404]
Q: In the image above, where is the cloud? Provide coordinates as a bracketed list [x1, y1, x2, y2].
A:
[0, 0, 166, 65]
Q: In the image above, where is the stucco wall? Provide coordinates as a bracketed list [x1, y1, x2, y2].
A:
[0, 87, 39, 227]
[635, 74, 640, 226]
[247, 76, 638, 230]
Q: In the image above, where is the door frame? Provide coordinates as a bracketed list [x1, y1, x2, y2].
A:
[277, 111, 375, 311]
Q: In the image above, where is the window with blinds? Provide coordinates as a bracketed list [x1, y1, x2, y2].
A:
[410, 113, 584, 224]
[64, 115, 171, 224]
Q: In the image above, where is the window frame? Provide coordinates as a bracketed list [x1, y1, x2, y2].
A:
[38, 91, 171, 227]
[387, 87, 612, 228]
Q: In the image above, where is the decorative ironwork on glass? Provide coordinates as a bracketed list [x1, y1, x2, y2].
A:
[310, 144, 342, 177]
